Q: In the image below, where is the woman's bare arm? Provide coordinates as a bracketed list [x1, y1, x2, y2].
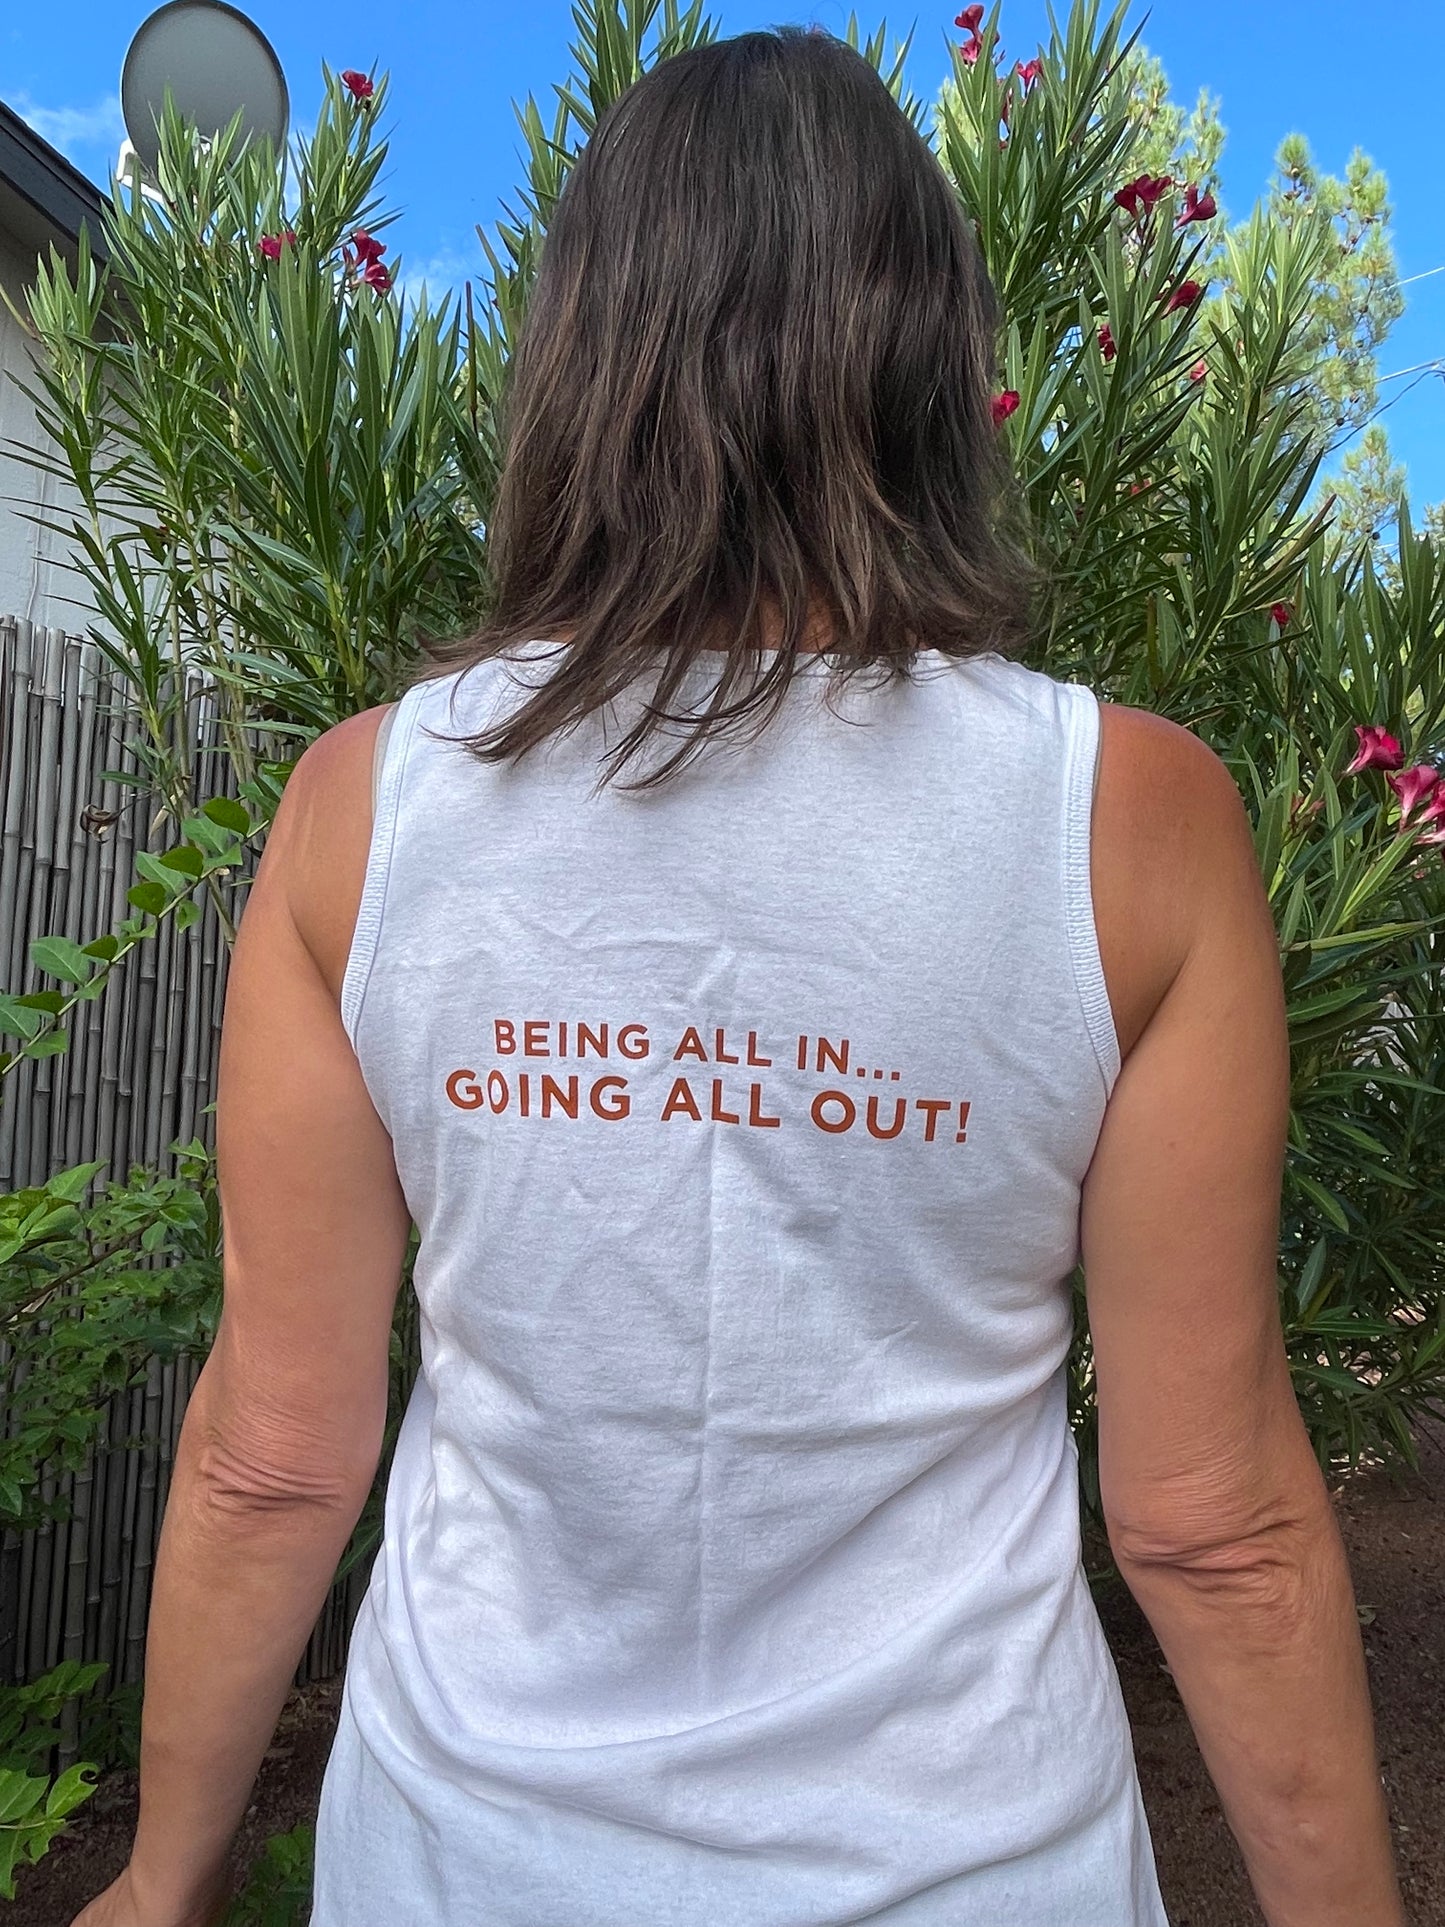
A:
[111, 708, 406, 1924]
[1086, 716, 1418, 1927]
[1081, 710, 1406, 1927]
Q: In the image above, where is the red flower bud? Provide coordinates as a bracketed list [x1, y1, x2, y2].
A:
[341, 69, 375, 101]
[1163, 279, 1205, 313]
[1177, 184, 1218, 226]
[991, 389, 1020, 427]
[1269, 601, 1292, 628]
[1189, 359, 1208, 382]
[1114, 173, 1173, 218]
[1015, 57, 1042, 88]
[954, 4, 984, 27]
[1098, 322, 1117, 361]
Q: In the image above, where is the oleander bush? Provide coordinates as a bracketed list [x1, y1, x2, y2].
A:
[3, 0, 1444, 1906]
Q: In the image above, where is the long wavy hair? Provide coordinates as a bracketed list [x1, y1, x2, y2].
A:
[414, 25, 1041, 791]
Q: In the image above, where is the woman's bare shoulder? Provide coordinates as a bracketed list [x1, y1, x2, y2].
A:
[1092, 700, 1265, 1065]
[256, 706, 395, 1008]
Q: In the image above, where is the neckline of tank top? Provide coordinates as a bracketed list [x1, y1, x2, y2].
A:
[493, 640, 1011, 673]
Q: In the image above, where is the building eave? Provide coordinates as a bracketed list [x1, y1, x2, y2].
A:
[0, 98, 110, 268]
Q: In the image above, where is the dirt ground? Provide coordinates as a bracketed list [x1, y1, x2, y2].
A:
[14, 1418, 1444, 1926]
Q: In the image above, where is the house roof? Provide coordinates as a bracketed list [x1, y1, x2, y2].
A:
[0, 98, 109, 266]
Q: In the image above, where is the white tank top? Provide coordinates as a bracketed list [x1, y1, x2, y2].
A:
[311, 642, 1169, 1927]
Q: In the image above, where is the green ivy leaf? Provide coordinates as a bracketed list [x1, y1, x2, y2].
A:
[133, 852, 184, 894]
[47, 1163, 106, 1204]
[157, 844, 204, 879]
[126, 880, 167, 916]
[14, 992, 66, 1015]
[0, 998, 43, 1041]
[43, 1761, 98, 1820]
[182, 813, 239, 859]
[28, 937, 94, 985]
[202, 794, 251, 835]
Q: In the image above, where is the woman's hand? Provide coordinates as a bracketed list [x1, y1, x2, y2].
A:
[69, 1860, 236, 1927]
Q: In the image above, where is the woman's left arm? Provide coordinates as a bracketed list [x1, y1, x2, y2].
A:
[72, 709, 407, 1926]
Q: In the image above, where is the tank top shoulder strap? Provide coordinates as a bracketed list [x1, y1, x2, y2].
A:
[343, 675, 437, 1046]
[1055, 674, 1120, 1102]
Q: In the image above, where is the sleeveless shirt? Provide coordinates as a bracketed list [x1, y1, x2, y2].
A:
[310, 642, 1170, 1927]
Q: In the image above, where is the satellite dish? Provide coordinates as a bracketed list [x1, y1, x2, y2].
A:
[120, 0, 289, 177]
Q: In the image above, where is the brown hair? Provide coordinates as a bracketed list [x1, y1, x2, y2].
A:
[414, 25, 1040, 791]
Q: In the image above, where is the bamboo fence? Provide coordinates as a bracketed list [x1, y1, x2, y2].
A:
[0, 616, 367, 1765]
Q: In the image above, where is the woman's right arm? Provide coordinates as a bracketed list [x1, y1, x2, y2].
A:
[1080, 716, 1407, 1927]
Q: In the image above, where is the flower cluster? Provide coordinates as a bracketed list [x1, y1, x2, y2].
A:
[955, 5, 985, 63]
[1113, 174, 1216, 226]
[344, 228, 392, 293]
[257, 230, 297, 261]
[1114, 173, 1172, 218]
[1345, 725, 1445, 849]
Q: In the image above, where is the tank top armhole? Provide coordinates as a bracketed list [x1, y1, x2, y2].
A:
[340, 685, 425, 1050]
[1062, 681, 1123, 1102]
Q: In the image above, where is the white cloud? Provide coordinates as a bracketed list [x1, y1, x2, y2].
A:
[9, 90, 126, 166]
[395, 244, 480, 310]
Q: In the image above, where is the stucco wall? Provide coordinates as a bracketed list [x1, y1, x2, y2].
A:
[0, 225, 93, 633]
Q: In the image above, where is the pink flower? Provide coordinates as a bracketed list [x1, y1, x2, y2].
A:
[954, 4, 984, 26]
[991, 389, 1020, 427]
[1269, 600, 1292, 627]
[960, 32, 983, 63]
[257, 231, 296, 260]
[1163, 279, 1205, 313]
[1114, 173, 1173, 217]
[1177, 184, 1218, 226]
[1015, 57, 1042, 87]
[1344, 724, 1404, 775]
[1189, 358, 1207, 382]
[341, 69, 375, 101]
[1098, 322, 1117, 361]
[362, 260, 392, 293]
[1387, 763, 1441, 823]
[1419, 786, 1445, 824]
[351, 229, 386, 266]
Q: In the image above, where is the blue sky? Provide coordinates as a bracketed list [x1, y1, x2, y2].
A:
[5, 0, 1443, 509]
